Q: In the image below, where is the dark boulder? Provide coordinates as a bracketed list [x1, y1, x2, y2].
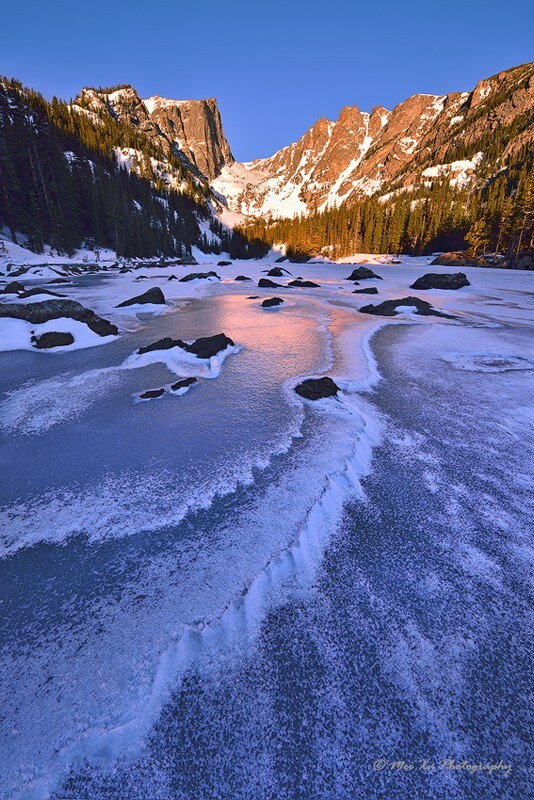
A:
[288, 279, 321, 288]
[234, 275, 252, 281]
[359, 296, 455, 319]
[346, 267, 383, 280]
[116, 287, 166, 307]
[184, 333, 234, 358]
[266, 267, 292, 277]
[258, 278, 284, 288]
[247, 295, 259, 299]
[353, 287, 379, 294]
[140, 388, 166, 400]
[1, 281, 25, 294]
[0, 299, 118, 336]
[295, 376, 339, 400]
[18, 287, 65, 298]
[274, 256, 288, 263]
[181, 256, 198, 265]
[135, 275, 148, 280]
[167, 274, 178, 281]
[411, 272, 470, 290]
[33, 331, 75, 349]
[170, 377, 197, 391]
[179, 271, 220, 282]
[217, 260, 232, 266]
[261, 297, 284, 307]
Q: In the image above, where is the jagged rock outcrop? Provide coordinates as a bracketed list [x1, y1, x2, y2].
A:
[145, 96, 234, 179]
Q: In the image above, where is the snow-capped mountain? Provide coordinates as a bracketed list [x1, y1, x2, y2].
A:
[213, 61, 534, 218]
[69, 62, 533, 223]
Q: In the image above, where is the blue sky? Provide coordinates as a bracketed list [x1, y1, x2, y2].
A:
[2, 0, 533, 161]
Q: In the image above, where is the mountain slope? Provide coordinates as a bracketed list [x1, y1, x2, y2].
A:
[214, 61, 534, 218]
[74, 86, 234, 181]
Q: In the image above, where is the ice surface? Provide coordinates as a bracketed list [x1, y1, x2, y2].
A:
[0, 255, 532, 799]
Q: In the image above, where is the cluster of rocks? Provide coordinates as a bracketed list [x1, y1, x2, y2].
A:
[136, 333, 234, 400]
[430, 251, 534, 271]
[136, 333, 234, 401]
[257, 276, 321, 290]
[138, 332, 234, 359]
[139, 376, 197, 401]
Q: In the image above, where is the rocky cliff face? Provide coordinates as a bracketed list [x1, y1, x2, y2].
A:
[74, 86, 234, 180]
[144, 96, 234, 179]
[213, 61, 534, 218]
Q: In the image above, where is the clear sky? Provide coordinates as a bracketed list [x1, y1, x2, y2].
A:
[2, 0, 533, 161]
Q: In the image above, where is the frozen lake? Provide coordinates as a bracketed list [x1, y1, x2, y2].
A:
[0, 257, 532, 799]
